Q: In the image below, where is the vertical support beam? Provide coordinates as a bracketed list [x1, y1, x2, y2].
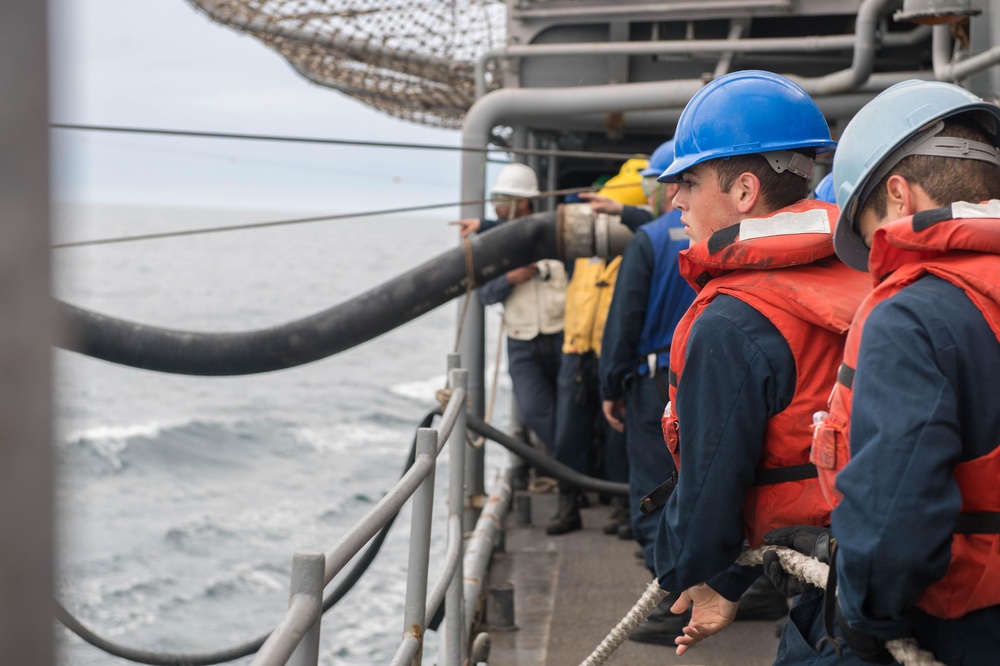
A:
[402, 428, 438, 665]
[287, 552, 325, 666]
[608, 21, 630, 84]
[445, 368, 469, 666]
[969, 4, 1000, 99]
[458, 133, 486, 534]
[0, 3, 54, 665]
[545, 136, 559, 213]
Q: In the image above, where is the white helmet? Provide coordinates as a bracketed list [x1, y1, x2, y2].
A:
[491, 163, 540, 198]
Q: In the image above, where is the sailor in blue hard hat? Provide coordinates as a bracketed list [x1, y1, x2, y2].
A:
[812, 172, 836, 204]
[644, 70, 870, 664]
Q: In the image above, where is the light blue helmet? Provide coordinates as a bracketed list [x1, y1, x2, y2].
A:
[659, 70, 836, 182]
[812, 173, 836, 204]
[832, 79, 1000, 271]
[641, 140, 675, 177]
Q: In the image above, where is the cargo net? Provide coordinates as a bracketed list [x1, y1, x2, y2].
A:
[187, 0, 507, 128]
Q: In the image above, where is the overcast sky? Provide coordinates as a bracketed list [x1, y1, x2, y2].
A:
[49, 0, 465, 211]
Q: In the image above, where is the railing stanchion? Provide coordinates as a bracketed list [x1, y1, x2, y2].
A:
[401, 428, 438, 665]
[287, 551, 324, 666]
[446, 367, 469, 665]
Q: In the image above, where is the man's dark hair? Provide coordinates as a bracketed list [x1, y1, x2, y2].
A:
[712, 149, 815, 211]
[863, 117, 1000, 219]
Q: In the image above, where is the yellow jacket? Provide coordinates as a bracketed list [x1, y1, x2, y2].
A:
[562, 256, 622, 356]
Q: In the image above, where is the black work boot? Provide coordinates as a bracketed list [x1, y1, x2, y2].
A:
[545, 487, 582, 535]
[602, 495, 629, 535]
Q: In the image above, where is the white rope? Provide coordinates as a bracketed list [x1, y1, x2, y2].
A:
[577, 579, 667, 666]
[577, 546, 946, 666]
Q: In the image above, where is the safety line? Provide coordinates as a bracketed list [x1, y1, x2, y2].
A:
[50, 183, 619, 249]
[50, 123, 647, 161]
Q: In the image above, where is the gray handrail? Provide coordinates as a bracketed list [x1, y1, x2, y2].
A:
[320, 386, 464, 585]
[252, 370, 471, 666]
[251, 553, 324, 666]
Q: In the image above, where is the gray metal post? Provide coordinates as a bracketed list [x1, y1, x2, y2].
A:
[402, 428, 438, 665]
[458, 136, 486, 534]
[287, 552, 325, 666]
[446, 368, 469, 666]
[1, 3, 53, 666]
[969, 4, 1000, 99]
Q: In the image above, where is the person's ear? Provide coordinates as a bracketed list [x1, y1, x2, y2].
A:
[733, 172, 762, 214]
[885, 174, 916, 219]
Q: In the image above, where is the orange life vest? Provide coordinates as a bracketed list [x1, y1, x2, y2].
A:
[663, 200, 869, 547]
[811, 204, 1000, 619]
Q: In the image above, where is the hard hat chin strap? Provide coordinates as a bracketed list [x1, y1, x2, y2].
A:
[857, 120, 1000, 214]
[760, 150, 815, 180]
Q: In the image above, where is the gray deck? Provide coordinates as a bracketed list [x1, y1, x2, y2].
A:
[484, 490, 782, 666]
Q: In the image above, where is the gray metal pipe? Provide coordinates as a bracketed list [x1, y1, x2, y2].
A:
[435, 384, 466, 452]
[512, 0, 791, 20]
[427, 516, 464, 650]
[787, 0, 896, 95]
[391, 637, 421, 666]
[475, 17, 929, 98]
[400, 429, 437, 665]
[932, 23, 1000, 83]
[445, 365, 468, 666]
[285, 552, 324, 666]
[0, 3, 54, 665]
[462, 472, 513, 625]
[250, 552, 324, 666]
[323, 454, 434, 584]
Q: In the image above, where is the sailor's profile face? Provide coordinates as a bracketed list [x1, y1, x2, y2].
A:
[672, 163, 742, 243]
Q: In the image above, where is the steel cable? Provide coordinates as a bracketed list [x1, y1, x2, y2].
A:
[50, 122, 646, 161]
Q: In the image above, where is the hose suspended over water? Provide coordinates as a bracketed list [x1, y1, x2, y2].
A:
[58, 211, 562, 375]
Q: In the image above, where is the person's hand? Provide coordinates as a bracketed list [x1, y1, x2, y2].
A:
[506, 265, 538, 285]
[602, 399, 625, 432]
[671, 584, 739, 656]
[837, 606, 894, 664]
[578, 191, 624, 216]
[761, 525, 833, 597]
[449, 218, 481, 238]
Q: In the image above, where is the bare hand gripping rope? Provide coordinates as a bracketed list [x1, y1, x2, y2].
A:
[578, 546, 945, 666]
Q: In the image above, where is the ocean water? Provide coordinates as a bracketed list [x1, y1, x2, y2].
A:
[53, 203, 511, 665]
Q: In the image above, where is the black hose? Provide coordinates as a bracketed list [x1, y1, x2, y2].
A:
[58, 212, 560, 376]
[56, 410, 436, 666]
[466, 414, 629, 497]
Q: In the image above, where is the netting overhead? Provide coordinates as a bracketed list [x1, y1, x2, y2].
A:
[188, 0, 507, 128]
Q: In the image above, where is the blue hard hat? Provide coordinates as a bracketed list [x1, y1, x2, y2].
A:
[641, 140, 675, 177]
[812, 173, 836, 204]
[832, 79, 1000, 271]
[659, 70, 836, 182]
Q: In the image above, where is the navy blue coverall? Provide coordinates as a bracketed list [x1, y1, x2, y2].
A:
[599, 208, 694, 571]
[653, 295, 863, 665]
[478, 217, 566, 452]
[833, 276, 1000, 665]
[551, 206, 653, 484]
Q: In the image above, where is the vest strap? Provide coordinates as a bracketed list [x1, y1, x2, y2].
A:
[668, 368, 678, 388]
[954, 511, 1000, 534]
[639, 471, 677, 516]
[753, 463, 818, 486]
[837, 362, 855, 390]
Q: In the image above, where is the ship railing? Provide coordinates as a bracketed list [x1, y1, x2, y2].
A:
[252, 363, 472, 666]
